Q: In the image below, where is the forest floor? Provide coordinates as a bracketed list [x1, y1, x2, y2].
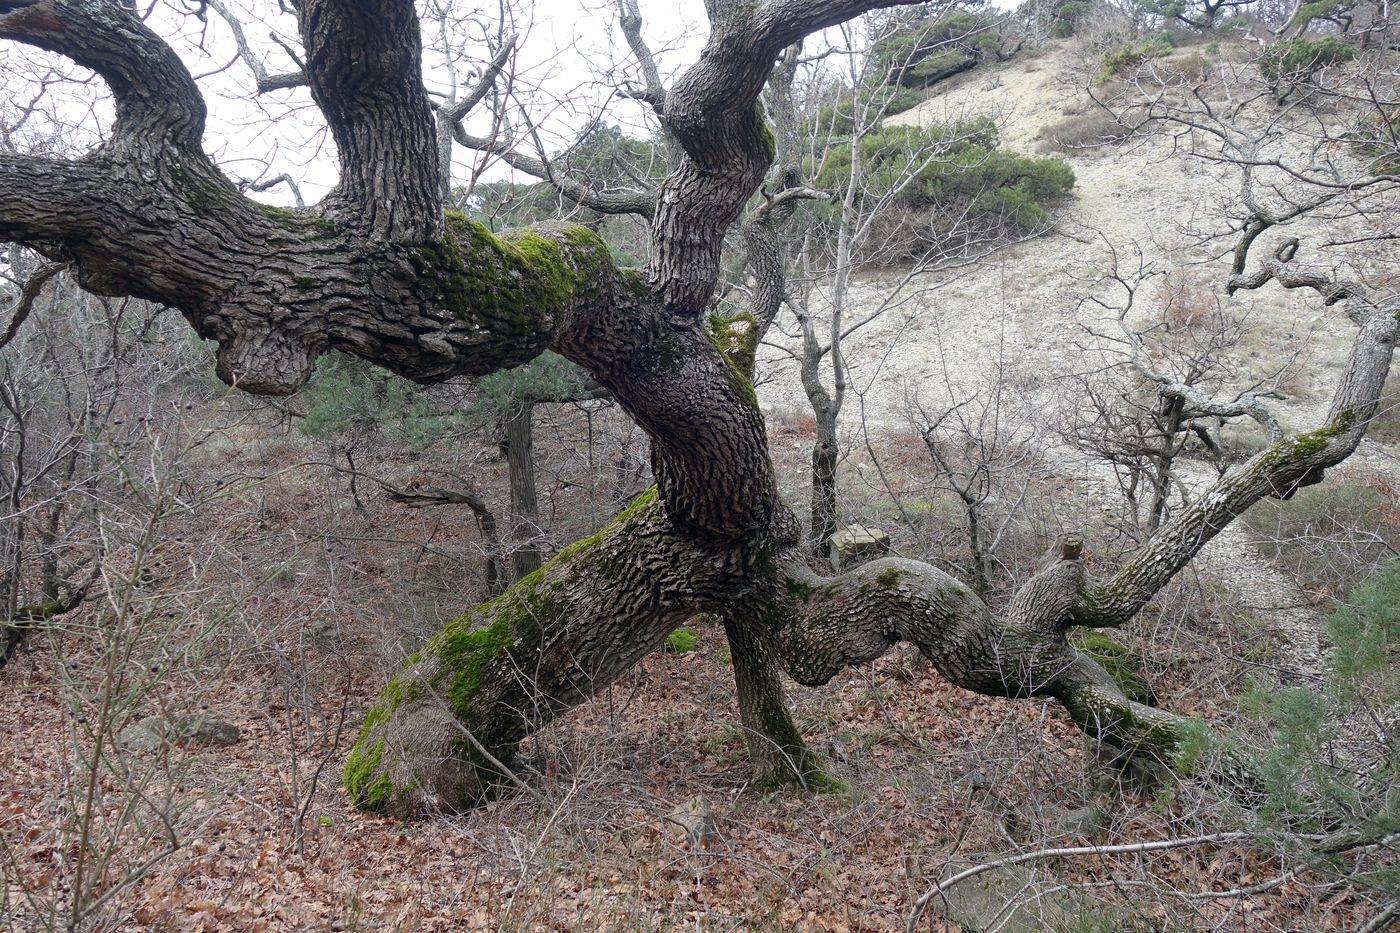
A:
[0, 581, 1345, 932]
[0, 412, 1383, 932]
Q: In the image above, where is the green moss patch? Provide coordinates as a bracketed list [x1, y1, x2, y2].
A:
[705, 311, 761, 408]
[664, 627, 700, 654]
[427, 214, 614, 337]
[1072, 631, 1156, 706]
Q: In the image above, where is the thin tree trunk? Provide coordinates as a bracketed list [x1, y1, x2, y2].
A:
[722, 612, 833, 791]
[1146, 397, 1184, 536]
[809, 426, 839, 558]
[964, 497, 992, 597]
[502, 402, 542, 580]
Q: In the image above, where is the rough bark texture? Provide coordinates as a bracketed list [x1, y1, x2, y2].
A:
[3, 0, 1396, 819]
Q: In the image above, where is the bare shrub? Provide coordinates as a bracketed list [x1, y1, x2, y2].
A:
[1155, 266, 1219, 331]
[1068, 5, 1138, 65]
[1243, 471, 1400, 599]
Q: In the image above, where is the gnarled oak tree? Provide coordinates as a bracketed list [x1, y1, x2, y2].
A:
[2, 0, 1396, 818]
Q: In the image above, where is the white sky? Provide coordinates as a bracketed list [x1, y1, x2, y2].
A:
[2, 0, 716, 206]
[0, 0, 1015, 207]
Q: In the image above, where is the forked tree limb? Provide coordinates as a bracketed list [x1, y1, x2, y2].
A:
[206, 0, 307, 94]
[0, 0, 206, 151]
[649, 0, 927, 314]
[2, 0, 1395, 823]
[1, 566, 97, 669]
[616, 0, 668, 113]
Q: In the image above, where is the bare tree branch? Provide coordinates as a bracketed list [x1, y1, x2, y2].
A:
[206, 0, 308, 93]
[0, 260, 63, 351]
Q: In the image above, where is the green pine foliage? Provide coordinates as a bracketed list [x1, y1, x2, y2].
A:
[1237, 563, 1397, 896]
[469, 351, 590, 422]
[296, 349, 592, 454]
[1131, 0, 1252, 29]
[1326, 562, 1400, 689]
[1097, 32, 1177, 84]
[808, 86, 929, 137]
[1019, 0, 1092, 38]
[1260, 36, 1355, 84]
[811, 119, 1074, 263]
[1049, 0, 1093, 36]
[297, 352, 461, 451]
[1288, 0, 1347, 32]
[871, 8, 1003, 89]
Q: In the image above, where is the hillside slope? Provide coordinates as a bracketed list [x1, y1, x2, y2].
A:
[755, 39, 1400, 669]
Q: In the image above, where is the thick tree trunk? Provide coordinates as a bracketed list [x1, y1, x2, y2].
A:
[343, 489, 798, 814]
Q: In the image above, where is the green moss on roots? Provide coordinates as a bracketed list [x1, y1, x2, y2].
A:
[434, 570, 555, 719]
[876, 567, 907, 590]
[1071, 631, 1155, 705]
[343, 729, 387, 809]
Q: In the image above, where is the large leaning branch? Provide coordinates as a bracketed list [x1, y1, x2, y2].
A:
[0, 0, 205, 152]
[649, 0, 924, 315]
[1076, 244, 1398, 626]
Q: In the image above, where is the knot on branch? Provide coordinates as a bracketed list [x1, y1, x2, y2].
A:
[214, 327, 319, 396]
[1007, 537, 1085, 635]
[1228, 238, 1370, 315]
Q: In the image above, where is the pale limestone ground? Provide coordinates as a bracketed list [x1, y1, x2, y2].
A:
[754, 41, 1399, 671]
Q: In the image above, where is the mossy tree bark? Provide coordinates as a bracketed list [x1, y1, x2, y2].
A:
[3, 0, 1397, 818]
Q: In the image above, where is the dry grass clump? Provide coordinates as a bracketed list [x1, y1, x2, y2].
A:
[1037, 108, 1133, 154]
[1161, 50, 1212, 84]
[1367, 371, 1400, 444]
